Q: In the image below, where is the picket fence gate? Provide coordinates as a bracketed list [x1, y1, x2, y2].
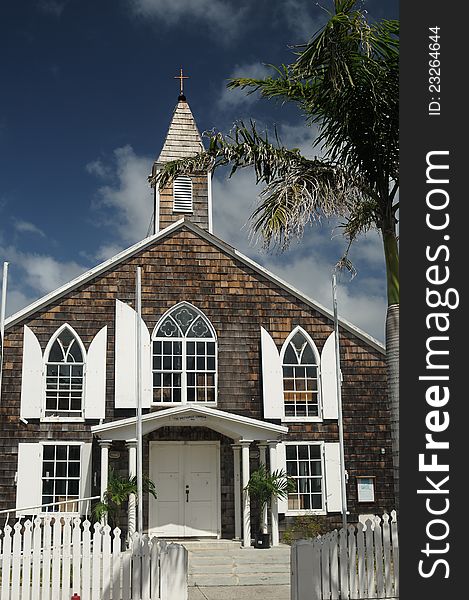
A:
[0, 517, 188, 600]
[292, 511, 399, 600]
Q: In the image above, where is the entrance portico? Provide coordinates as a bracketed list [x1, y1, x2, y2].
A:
[91, 405, 288, 547]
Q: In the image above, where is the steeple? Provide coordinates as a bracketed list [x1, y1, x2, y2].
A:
[150, 72, 212, 234]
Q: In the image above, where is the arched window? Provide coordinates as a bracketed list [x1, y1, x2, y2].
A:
[173, 176, 193, 212]
[152, 303, 217, 404]
[44, 325, 85, 419]
[281, 327, 320, 418]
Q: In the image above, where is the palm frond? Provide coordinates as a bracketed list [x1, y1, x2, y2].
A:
[154, 0, 398, 288]
[155, 121, 304, 191]
[92, 469, 157, 526]
[250, 156, 370, 250]
[244, 464, 295, 511]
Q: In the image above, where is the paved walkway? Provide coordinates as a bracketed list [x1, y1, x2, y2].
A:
[188, 584, 290, 599]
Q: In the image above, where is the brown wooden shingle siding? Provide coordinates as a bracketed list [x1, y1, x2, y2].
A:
[159, 175, 209, 231]
[0, 225, 393, 525]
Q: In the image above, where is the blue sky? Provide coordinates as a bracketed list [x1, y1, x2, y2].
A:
[0, 0, 398, 341]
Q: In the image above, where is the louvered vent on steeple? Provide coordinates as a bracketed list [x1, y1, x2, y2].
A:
[173, 176, 193, 212]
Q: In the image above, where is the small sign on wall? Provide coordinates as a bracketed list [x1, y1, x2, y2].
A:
[356, 476, 375, 503]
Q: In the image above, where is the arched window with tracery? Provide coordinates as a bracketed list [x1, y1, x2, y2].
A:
[152, 303, 217, 404]
[44, 325, 85, 419]
[281, 327, 321, 419]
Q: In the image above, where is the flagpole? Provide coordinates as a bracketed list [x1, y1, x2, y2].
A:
[135, 266, 143, 534]
[332, 271, 348, 530]
[0, 262, 9, 405]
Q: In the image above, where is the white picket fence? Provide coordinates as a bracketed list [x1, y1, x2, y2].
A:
[292, 511, 399, 600]
[0, 517, 187, 600]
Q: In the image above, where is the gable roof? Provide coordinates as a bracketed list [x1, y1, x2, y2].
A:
[91, 404, 288, 441]
[5, 219, 385, 353]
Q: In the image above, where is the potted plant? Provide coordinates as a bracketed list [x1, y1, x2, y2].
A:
[93, 469, 157, 530]
[244, 464, 295, 548]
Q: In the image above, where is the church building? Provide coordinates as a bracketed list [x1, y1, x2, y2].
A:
[0, 91, 395, 546]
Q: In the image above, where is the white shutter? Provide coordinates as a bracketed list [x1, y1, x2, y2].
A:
[260, 327, 284, 419]
[16, 443, 42, 516]
[276, 442, 289, 513]
[142, 326, 152, 408]
[20, 326, 43, 419]
[173, 176, 193, 212]
[80, 443, 93, 516]
[115, 299, 151, 409]
[84, 326, 107, 420]
[324, 442, 343, 513]
[320, 332, 339, 419]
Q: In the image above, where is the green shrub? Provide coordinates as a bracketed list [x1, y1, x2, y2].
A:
[282, 514, 329, 545]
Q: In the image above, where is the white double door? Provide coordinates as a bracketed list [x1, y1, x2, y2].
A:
[149, 442, 220, 538]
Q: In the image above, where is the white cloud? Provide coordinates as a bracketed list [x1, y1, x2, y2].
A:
[127, 0, 247, 40]
[212, 120, 324, 248]
[4, 288, 35, 318]
[212, 168, 386, 339]
[2, 246, 87, 296]
[263, 252, 386, 342]
[87, 145, 153, 258]
[85, 159, 112, 179]
[1, 145, 150, 316]
[0, 243, 89, 317]
[280, 0, 325, 42]
[276, 122, 322, 157]
[217, 63, 271, 111]
[211, 120, 387, 341]
[12, 219, 46, 238]
[213, 168, 257, 251]
[348, 231, 385, 268]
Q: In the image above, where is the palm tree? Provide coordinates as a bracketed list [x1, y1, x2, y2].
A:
[244, 464, 295, 546]
[93, 469, 157, 530]
[154, 0, 399, 502]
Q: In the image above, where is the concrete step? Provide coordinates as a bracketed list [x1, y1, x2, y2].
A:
[179, 540, 242, 551]
[190, 562, 289, 575]
[189, 552, 290, 566]
[188, 573, 290, 587]
[238, 573, 290, 586]
[188, 584, 291, 600]
[185, 543, 291, 587]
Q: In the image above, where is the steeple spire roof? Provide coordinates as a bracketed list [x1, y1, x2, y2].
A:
[156, 96, 204, 164]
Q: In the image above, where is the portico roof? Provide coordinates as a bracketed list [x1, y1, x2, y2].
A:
[91, 404, 288, 442]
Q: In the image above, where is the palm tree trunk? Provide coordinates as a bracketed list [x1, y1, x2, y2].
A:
[383, 230, 399, 508]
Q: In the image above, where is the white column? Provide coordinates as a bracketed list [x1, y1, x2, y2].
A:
[99, 441, 112, 500]
[240, 440, 252, 548]
[232, 444, 242, 540]
[258, 443, 267, 466]
[126, 440, 137, 539]
[258, 443, 269, 534]
[269, 441, 279, 546]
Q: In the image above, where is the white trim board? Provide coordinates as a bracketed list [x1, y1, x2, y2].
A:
[4, 218, 185, 330]
[91, 404, 288, 441]
[5, 219, 384, 354]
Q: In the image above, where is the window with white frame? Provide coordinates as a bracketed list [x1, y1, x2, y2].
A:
[282, 328, 320, 418]
[44, 326, 85, 419]
[41, 444, 81, 512]
[173, 176, 193, 212]
[286, 443, 325, 512]
[152, 303, 216, 403]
